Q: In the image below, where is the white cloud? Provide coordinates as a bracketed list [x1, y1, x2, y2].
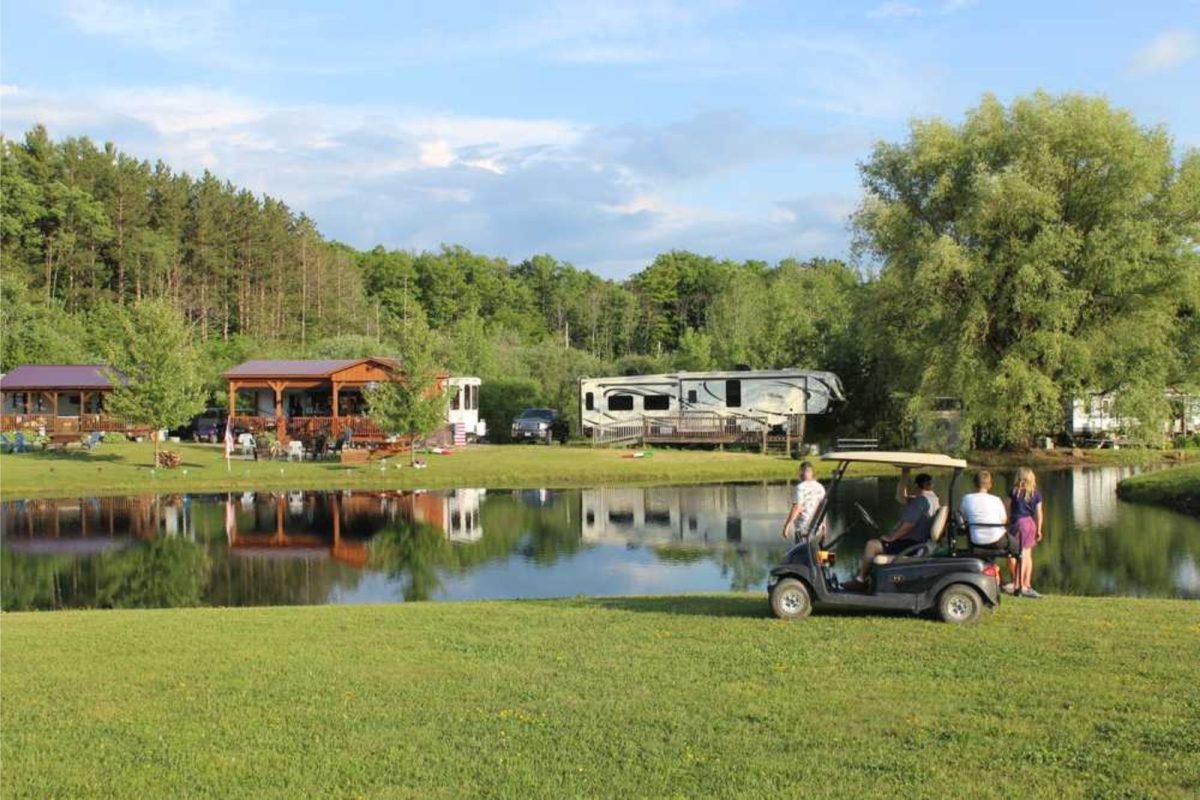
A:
[867, 0, 975, 19]
[0, 83, 856, 275]
[868, 2, 924, 19]
[62, 0, 228, 53]
[1129, 30, 1198, 75]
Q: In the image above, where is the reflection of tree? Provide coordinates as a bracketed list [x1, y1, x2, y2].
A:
[717, 546, 786, 592]
[202, 551, 363, 607]
[1, 550, 72, 611]
[2, 538, 210, 610]
[369, 519, 450, 601]
[93, 538, 210, 608]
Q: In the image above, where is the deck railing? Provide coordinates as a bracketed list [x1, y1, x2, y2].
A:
[591, 411, 774, 450]
[0, 414, 147, 435]
[230, 415, 387, 442]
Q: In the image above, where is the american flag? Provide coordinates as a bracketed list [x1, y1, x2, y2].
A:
[224, 416, 234, 459]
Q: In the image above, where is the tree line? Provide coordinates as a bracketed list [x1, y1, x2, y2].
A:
[2, 92, 1197, 449]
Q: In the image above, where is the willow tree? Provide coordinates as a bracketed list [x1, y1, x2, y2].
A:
[103, 300, 205, 466]
[854, 92, 1200, 448]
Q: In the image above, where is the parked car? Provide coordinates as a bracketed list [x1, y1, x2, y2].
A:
[191, 409, 228, 443]
[511, 408, 569, 444]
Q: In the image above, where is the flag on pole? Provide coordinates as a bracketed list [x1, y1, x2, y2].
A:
[224, 416, 234, 470]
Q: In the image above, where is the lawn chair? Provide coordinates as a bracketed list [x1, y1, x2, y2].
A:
[0, 433, 10, 454]
[286, 439, 304, 462]
[13, 432, 31, 453]
[82, 431, 103, 450]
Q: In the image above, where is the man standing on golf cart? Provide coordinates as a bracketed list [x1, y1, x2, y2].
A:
[845, 469, 939, 590]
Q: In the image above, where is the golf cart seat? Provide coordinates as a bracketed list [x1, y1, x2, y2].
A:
[872, 505, 949, 565]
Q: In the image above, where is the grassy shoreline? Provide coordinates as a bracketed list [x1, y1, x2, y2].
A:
[2, 595, 1197, 798]
[0, 440, 1193, 501]
[1117, 463, 1200, 516]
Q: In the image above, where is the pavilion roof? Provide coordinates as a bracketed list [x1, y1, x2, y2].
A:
[223, 358, 401, 380]
[0, 365, 119, 391]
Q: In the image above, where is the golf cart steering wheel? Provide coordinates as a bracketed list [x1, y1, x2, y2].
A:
[855, 502, 878, 531]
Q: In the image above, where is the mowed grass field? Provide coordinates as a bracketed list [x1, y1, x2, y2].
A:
[0, 441, 861, 500]
[1118, 463, 1200, 516]
[2, 596, 1197, 798]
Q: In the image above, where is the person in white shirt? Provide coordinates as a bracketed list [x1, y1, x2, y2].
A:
[781, 462, 826, 541]
[959, 469, 1008, 546]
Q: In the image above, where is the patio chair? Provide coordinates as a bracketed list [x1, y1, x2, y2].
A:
[13, 432, 31, 453]
[82, 431, 103, 450]
[286, 440, 304, 462]
[0, 433, 10, 454]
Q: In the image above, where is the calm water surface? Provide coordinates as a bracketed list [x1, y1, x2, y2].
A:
[2, 467, 1197, 610]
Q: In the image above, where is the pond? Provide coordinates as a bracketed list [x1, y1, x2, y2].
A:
[2, 467, 1198, 610]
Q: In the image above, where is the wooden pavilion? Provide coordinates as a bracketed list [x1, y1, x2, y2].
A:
[0, 364, 146, 435]
[224, 357, 448, 444]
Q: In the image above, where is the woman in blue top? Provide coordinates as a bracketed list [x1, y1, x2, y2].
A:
[1006, 466, 1045, 598]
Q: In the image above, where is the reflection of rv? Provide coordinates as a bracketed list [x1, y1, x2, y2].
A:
[446, 377, 487, 441]
[581, 485, 795, 545]
[402, 488, 486, 543]
[578, 369, 844, 436]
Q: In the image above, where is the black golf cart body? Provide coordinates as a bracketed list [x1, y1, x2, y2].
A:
[768, 451, 1001, 623]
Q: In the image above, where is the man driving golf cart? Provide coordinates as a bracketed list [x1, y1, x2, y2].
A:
[844, 469, 939, 591]
[768, 451, 1000, 624]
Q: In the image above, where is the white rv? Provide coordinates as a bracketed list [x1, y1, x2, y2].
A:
[446, 376, 487, 441]
[578, 369, 844, 436]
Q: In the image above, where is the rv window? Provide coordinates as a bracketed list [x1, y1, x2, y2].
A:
[451, 389, 461, 411]
[470, 385, 478, 410]
[585, 392, 594, 411]
[608, 394, 634, 411]
[687, 389, 697, 404]
[725, 380, 742, 408]
[644, 394, 670, 411]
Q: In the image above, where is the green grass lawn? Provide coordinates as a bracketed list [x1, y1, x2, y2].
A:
[1117, 463, 1200, 516]
[2, 596, 1197, 798]
[0, 441, 869, 500]
[1, 439, 1193, 501]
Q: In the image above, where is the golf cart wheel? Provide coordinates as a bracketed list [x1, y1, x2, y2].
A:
[770, 578, 812, 620]
[937, 585, 982, 624]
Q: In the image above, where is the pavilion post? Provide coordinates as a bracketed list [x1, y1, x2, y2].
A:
[331, 380, 340, 438]
[228, 381, 237, 419]
[271, 382, 286, 442]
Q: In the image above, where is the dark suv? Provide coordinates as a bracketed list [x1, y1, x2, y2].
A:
[511, 408, 569, 444]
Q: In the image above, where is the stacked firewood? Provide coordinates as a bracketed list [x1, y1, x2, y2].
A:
[156, 450, 183, 468]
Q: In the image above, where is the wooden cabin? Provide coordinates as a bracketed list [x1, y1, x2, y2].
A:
[0, 364, 145, 435]
[224, 357, 448, 444]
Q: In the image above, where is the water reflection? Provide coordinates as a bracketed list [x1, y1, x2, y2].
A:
[2, 469, 1199, 610]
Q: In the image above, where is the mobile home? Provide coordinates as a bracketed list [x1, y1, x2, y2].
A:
[578, 369, 844, 437]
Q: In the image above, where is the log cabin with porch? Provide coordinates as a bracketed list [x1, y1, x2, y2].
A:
[0, 364, 148, 437]
[224, 358, 449, 446]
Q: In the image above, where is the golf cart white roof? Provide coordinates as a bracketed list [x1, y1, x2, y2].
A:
[821, 451, 969, 469]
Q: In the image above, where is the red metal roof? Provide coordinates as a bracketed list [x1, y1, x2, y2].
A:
[0, 365, 117, 391]
[223, 358, 400, 379]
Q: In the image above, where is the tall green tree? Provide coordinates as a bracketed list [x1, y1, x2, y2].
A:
[103, 300, 206, 466]
[854, 92, 1200, 448]
[365, 319, 449, 465]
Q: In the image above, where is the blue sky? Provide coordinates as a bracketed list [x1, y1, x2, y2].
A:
[2, 0, 1197, 277]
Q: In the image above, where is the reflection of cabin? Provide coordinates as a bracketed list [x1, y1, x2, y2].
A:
[225, 493, 374, 567]
[0, 365, 149, 436]
[0, 495, 186, 547]
[224, 358, 450, 443]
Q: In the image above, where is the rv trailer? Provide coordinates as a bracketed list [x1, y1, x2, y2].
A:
[578, 369, 844, 438]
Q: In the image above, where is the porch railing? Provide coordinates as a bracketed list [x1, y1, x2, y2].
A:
[0, 414, 148, 435]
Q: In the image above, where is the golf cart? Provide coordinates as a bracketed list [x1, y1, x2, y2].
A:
[768, 451, 1001, 624]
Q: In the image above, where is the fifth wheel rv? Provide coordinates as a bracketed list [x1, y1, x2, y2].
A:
[578, 369, 844, 437]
